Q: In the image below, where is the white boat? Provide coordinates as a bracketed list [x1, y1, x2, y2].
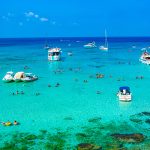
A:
[117, 86, 132, 102]
[99, 29, 108, 51]
[13, 72, 25, 82]
[83, 41, 96, 49]
[48, 48, 61, 61]
[2, 71, 14, 83]
[21, 73, 38, 82]
[139, 51, 150, 65]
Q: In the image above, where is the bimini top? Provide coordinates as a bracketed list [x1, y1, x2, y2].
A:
[48, 48, 61, 53]
[119, 86, 130, 92]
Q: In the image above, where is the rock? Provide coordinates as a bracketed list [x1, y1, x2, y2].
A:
[111, 133, 145, 143]
[76, 133, 87, 138]
[145, 119, 150, 124]
[77, 143, 102, 150]
[130, 118, 142, 124]
[142, 112, 150, 116]
[88, 117, 101, 123]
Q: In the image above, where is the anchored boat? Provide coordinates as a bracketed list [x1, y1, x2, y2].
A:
[21, 73, 38, 82]
[117, 86, 132, 102]
[48, 48, 61, 61]
[99, 29, 108, 51]
[84, 41, 96, 49]
[139, 51, 150, 65]
[2, 71, 14, 82]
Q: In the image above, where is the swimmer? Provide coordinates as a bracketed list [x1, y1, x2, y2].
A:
[48, 84, 51, 87]
[13, 120, 19, 125]
[16, 90, 19, 94]
[12, 92, 15, 95]
[1, 121, 12, 126]
[55, 83, 60, 87]
[21, 91, 24, 94]
[35, 92, 40, 96]
[96, 91, 101, 94]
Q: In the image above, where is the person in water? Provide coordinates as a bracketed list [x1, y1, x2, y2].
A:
[13, 120, 19, 125]
[1, 121, 12, 126]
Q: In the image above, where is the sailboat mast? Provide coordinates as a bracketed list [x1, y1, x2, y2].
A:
[105, 29, 108, 48]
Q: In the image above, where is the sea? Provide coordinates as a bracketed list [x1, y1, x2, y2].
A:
[0, 37, 150, 149]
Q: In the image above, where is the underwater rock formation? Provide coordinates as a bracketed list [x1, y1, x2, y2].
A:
[111, 133, 145, 143]
[77, 143, 102, 150]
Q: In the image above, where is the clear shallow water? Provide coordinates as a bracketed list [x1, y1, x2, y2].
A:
[0, 37, 150, 149]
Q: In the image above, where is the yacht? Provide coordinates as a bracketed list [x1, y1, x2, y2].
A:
[13, 72, 25, 82]
[83, 41, 96, 49]
[21, 73, 38, 82]
[99, 29, 108, 51]
[117, 86, 132, 102]
[139, 51, 150, 65]
[48, 48, 61, 61]
[2, 71, 14, 82]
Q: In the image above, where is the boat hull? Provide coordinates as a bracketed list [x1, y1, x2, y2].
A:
[2, 79, 14, 83]
[139, 58, 150, 65]
[48, 55, 61, 61]
[118, 94, 132, 102]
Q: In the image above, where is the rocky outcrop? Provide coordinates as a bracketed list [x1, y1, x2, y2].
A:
[77, 143, 102, 150]
[111, 133, 145, 143]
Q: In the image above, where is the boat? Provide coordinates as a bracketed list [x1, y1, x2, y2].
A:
[13, 72, 25, 82]
[139, 51, 150, 65]
[2, 71, 14, 82]
[83, 41, 96, 49]
[21, 73, 38, 82]
[99, 29, 108, 51]
[117, 86, 132, 102]
[48, 48, 61, 61]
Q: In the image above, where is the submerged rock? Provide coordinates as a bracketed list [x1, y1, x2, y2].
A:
[130, 118, 142, 124]
[77, 143, 102, 150]
[142, 112, 150, 116]
[111, 133, 145, 143]
[145, 119, 150, 124]
[88, 117, 101, 123]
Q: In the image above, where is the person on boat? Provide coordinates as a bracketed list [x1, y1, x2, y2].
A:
[13, 120, 19, 125]
[122, 89, 126, 95]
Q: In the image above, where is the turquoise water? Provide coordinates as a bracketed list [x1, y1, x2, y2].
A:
[0, 38, 150, 149]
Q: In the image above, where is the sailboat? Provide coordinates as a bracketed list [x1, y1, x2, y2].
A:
[99, 29, 108, 51]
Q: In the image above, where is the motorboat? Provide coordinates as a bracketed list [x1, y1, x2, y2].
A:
[83, 41, 96, 49]
[99, 29, 108, 51]
[21, 73, 38, 82]
[117, 86, 132, 102]
[2, 71, 14, 83]
[99, 46, 108, 51]
[48, 48, 61, 61]
[13, 72, 25, 82]
[139, 51, 150, 65]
